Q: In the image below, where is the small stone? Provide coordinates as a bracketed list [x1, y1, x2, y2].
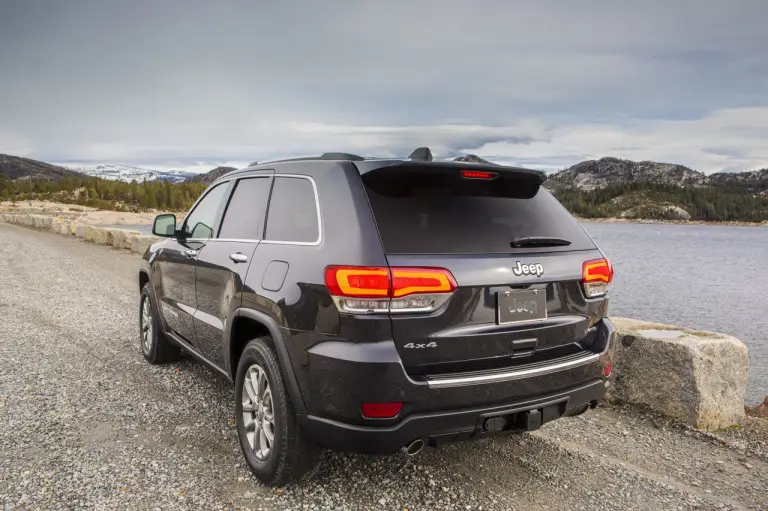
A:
[378, 498, 386, 506]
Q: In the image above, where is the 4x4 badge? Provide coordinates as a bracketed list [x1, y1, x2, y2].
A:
[513, 261, 544, 278]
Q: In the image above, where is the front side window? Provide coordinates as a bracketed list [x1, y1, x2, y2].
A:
[264, 177, 320, 243]
[218, 177, 272, 239]
[182, 182, 229, 239]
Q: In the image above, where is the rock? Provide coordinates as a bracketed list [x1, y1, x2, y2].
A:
[608, 318, 749, 431]
[130, 235, 161, 255]
[744, 397, 768, 418]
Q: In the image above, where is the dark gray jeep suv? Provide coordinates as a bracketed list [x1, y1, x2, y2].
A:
[138, 149, 616, 485]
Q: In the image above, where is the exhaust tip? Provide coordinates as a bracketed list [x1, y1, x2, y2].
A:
[401, 438, 425, 456]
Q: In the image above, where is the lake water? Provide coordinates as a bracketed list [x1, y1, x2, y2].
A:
[104, 221, 767, 402]
[583, 222, 766, 403]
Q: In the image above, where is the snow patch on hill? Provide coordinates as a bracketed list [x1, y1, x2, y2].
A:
[66, 164, 197, 183]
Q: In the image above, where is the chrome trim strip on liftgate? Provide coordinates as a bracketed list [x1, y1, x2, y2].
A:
[424, 352, 600, 388]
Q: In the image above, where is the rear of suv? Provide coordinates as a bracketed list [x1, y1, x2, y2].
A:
[138, 149, 616, 485]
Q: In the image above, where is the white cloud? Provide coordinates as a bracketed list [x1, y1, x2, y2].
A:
[0, 1, 766, 173]
[477, 107, 768, 173]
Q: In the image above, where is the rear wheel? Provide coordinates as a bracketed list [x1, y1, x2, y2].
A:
[235, 337, 324, 486]
[139, 283, 180, 364]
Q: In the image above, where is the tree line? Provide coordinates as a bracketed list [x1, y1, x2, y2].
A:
[554, 181, 768, 222]
[0, 175, 207, 212]
[2, 174, 768, 222]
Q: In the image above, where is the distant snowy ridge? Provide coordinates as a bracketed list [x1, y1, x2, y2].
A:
[65, 164, 197, 183]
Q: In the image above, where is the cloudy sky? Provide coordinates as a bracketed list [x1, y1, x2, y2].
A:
[1, 1, 766, 174]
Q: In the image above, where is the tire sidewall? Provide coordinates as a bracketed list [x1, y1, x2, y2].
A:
[235, 340, 286, 480]
[139, 284, 160, 360]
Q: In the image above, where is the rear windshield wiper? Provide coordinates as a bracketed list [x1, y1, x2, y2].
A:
[511, 236, 572, 248]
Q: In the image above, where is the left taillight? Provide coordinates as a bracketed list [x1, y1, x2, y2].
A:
[324, 266, 457, 314]
[582, 258, 614, 298]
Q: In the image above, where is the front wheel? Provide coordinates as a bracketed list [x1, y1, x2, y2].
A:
[235, 337, 324, 486]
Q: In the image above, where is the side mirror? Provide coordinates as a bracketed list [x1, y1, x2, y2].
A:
[152, 214, 177, 237]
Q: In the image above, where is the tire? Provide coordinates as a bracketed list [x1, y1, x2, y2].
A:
[139, 283, 181, 364]
[235, 337, 324, 486]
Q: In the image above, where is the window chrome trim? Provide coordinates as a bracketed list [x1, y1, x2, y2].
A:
[260, 174, 322, 246]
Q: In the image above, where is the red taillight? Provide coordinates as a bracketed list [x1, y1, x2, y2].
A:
[603, 362, 613, 377]
[324, 266, 389, 298]
[324, 266, 457, 313]
[582, 258, 614, 298]
[461, 170, 497, 180]
[391, 267, 456, 298]
[361, 402, 403, 419]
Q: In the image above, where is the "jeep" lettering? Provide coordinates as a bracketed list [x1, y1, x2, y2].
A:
[512, 261, 544, 278]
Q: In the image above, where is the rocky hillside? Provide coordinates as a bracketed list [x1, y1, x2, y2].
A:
[548, 158, 768, 222]
[453, 154, 497, 165]
[185, 166, 238, 185]
[545, 157, 710, 193]
[0, 154, 85, 181]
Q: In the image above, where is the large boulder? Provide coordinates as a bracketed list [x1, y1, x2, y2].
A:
[609, 318, 749, 431]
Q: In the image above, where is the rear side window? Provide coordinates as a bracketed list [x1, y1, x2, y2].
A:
[218, 177, 272, 239]
[362, 167, 595, 254]
[264, 176, 320, 243]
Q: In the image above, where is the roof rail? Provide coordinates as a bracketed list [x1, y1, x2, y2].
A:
[408, 147, 433, 162]
[320, 152, 364, 161]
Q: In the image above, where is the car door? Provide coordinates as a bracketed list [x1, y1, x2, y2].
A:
[193, 174, 273, 366]
[153, 181, 231, 342]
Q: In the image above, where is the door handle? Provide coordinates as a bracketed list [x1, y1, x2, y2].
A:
[230, 253, 248, 263]
[183, 249, 198, 258]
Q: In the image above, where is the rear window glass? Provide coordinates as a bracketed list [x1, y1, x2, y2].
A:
[362, 167, 595, 254]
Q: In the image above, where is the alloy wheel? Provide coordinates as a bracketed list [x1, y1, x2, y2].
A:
[242, 364, 276, 460]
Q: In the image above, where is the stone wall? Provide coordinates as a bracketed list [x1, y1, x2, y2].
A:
[0, 213, 160, 256]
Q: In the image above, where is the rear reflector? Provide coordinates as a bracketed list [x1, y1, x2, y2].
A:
[461, 170, 497, 180]
[582, 258, 614, 298]
[361, 402, 403, 419]
[325, 266, 457, 314]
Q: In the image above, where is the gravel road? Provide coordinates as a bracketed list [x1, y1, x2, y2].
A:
[1, 223, 766, 511]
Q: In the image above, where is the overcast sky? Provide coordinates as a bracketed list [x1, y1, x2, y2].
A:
[1, 0, 766, 174]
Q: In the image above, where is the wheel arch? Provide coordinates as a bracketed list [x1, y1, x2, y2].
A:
[229, 308, 306, 414]
[139, 269, 150, 293]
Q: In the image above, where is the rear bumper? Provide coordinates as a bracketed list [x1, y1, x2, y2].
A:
[293, 317, 616, 454]
[299, 378, 607, 454]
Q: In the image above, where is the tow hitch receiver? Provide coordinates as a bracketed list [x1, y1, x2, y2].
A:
[524, 409, 542, 431]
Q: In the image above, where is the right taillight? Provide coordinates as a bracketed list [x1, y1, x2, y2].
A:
[325, 266, 457, 314]
[582, 258, 613, 298]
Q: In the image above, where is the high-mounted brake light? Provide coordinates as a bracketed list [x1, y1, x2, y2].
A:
[324, 266, 457, 314]
[461, 170, 497, 180]
[582, 258, 614, 298]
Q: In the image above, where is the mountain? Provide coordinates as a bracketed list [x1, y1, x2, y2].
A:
[67, 164, 197, 183]
[547, 157, 768, 222]
[0, 154, 85, 181]
[453, 154, 497, 165]
[185, 166, 237, 185]
[544, 157, 709, 193]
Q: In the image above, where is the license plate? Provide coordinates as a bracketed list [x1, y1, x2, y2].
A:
[497, 289, 547, 324]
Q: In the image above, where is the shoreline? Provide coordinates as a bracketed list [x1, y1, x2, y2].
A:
[2, 200, 767, 228]
[576, 216, 768, 228]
